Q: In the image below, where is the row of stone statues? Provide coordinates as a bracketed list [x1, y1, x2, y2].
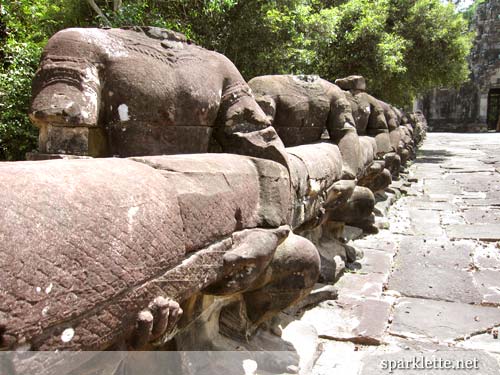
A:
[0, 26, 427, 357]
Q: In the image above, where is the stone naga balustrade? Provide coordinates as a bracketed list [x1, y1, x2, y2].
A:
[0, 27, 427, 352]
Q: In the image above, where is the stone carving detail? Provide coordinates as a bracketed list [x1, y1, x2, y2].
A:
[249, 74, 362, 179]
[0, 27, 427, 357]
[336, 75, 420, 179]
[29, 26, 287, 165]
[0, 155, 317, 351]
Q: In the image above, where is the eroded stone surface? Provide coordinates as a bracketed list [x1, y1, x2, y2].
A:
[390, 298, 500, 342]
[447, 224, 500, 241]
[473, 269, 500, 305]
[302, 297, 391, 345]
[30, 27, 284, 163]
[389, 237, 481, 303]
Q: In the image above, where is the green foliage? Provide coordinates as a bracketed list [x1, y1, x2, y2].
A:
[292, 0, 471, 106]
[0, 41, 40, 160]
[0, 0, 474, 159]
[389, 0, 473, 104]
[461, 0, 486, 24]
[0, 0, 92, 160]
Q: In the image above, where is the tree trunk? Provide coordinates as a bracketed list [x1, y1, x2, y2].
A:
[86, 0, 111, 26]
[113, 0, 123, 12]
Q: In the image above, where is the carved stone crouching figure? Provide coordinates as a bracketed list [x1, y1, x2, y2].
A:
[395, 107, 418, 163]
[335, 75, 392, 157]
[212, 232, 320, 333]
[375, 100, 402, 176]
[248, 74, 362, 179]
[29, 27, 288, 166]
[335, 75, 393, 192]
[247, 75, 386, 280]
[358, 160, 392, 194]
[409, 110, 427, 146]
[327, 186, 377, 233]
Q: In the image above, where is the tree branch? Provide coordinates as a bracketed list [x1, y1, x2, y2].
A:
[113, 0, 122, 13]
[86, 0, 111, 26]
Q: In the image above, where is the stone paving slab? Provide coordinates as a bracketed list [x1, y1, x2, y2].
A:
[458, 329, 500, 354]
[423, 181, 460, 195]
[335, 272, 387, 300]
[445, 172, 496, 183]
[461, 198, 500, 207]
[389, 298, 500, 342]
[350, 236, 399, 256]
[461, 181, 500, 193]
[409, 209, 444, 237]
[473, 269, 500, 305]
[407, 200, 459, 211]
[447, 224, 500, 241]
[463, 207, 500, 224]
[412, 172, 447, 180]
[440, 210, 467, 225]
[442, 166, 497, 173]
[474, 243, 500, 269]
[313, 340, 366, 375]
[427, 193, 456, 202]
[390, 267, 481, 303]
[302, 297, 391, 345]
[353, 249, 393, 275]
[388, 237, 481, 303]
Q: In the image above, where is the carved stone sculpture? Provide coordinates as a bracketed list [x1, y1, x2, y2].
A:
[336, 76, 405, 180]
[29, 27, 287, 165]
[248, 75, 390, 250]
[12, 26, 428, 358]
[248, 74, 362, 179]
[0, 154, 319, 351]
[335, 75, 392, 157]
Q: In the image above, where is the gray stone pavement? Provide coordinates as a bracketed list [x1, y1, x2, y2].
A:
[281, 133, 500, 374]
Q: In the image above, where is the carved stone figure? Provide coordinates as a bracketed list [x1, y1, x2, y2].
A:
[29, 26, 287, 165]
[410, 110, 427, 145]
[14, 26, 429, 359]
[335, 75, 392, 156]
[0, 154, 319, 352]
[248, 74, 362, 179]
[378, 102, 419, 167]
[336, 76, 402, 182]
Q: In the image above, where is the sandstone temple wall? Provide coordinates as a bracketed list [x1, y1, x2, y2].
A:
[423, 0, 500, 132]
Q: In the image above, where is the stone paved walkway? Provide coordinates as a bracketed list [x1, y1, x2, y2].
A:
[285, 133, 500, 374]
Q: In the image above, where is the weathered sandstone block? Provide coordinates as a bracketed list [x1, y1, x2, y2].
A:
[286, 142, 343, 229]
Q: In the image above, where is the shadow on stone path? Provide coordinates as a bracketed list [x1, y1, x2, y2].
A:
[284, 133, 500, 374]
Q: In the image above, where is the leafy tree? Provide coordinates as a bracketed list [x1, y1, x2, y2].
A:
[389, 0, 472, 104]
[215, 0, 472, 107]
[0, 0, 473, 159]
[0, 0, 92, 160]
[460, 0, 485, 24]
